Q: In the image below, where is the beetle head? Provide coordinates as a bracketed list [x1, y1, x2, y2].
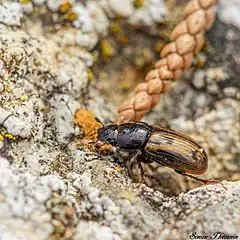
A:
[97, 124, 118, 146]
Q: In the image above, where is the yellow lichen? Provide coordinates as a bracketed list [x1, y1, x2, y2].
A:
[0, 129, 7, 136]
[0, 128, 15, 141]
[110, 22, 121, 36]
[134, 0, 145, 8]
[67, 12, 78, 22]
[4, 133, 15, 140]
[58, 1, 78, 23]
[100, 40, 115, 60]
[93, 52, 99, 63]
[19, 0, 30, 4]
[74, 109, 102, 140]
[87, 68, 94, 81]
[120, 81, 131, 91]
[10, 100, 20, 105]
[20, 95, 29, 101]
[0, 135, 4, 142]
[59, 1, 72, 13]
[3, 86, 10, 93]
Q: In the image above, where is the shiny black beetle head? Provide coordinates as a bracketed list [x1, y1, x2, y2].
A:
[97, 124, 118, 146]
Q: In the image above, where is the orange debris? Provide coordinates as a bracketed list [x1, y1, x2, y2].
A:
[74, 109, 102, 140]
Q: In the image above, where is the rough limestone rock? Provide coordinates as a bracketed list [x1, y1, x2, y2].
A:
[0, 1, 239, 239]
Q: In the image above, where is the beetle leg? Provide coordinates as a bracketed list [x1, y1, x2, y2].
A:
[127, 152, 139, 180]
[175, 170, 222, 185]
[138, 162, 146, 185]
[127, 151, 148, 183]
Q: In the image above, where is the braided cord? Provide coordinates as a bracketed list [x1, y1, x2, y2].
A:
[116, 0, 219, 124]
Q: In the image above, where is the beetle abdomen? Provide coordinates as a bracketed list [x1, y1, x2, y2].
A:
[144, 128, 208, 174]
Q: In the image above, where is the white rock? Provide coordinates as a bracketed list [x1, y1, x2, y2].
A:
[55, 52, 89, 97]
[88, 189, 101, 203]
[0, 108, 11, 123]
[218, 0, 240, 30]
[192, 70, 205, 89]
[0, 1, 23, 26]
[170, 116, 194, 132]
[50, 94, 81, 144]
[87, 1, 109, 35]
[0, 161, 55, 240]
[44, 175, 66, 192]
[73, 3, 94, 33]
[148, 0, 168, 23]
[207, 84, 219, 94]
[74, 221, 121, 240]
[195, 94, 208, 108]
[33, 0, 46, 5]
[4, 115, 31, 138]
[75, 32, 98, 49]
[223, 87, 238, 98]
[0, 60, 6, 77]
[0, 224, 26, 240]
[109, 0, 134, 17]
[46, 0, 63, 11]
[22, 3, 33, 14]
[130, 0, 167, 25]
[130, 8, 152, 25]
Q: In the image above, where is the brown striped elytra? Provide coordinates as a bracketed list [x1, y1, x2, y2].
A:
[96, 122, 214, 184]
[145, 125, 208, 175]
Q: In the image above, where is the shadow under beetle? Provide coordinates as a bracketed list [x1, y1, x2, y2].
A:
[96, 122, 219, 184]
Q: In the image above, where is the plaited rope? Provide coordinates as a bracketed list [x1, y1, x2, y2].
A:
[116, 0, 219, 124]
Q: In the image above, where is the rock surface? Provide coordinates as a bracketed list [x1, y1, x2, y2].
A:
[0, 0, 239, 240]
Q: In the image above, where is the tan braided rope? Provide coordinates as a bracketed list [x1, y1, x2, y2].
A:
[116, 0, 219, 124]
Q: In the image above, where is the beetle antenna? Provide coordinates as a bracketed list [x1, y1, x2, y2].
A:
[175, 170, 222, 185]
[94, 117, 104, 127]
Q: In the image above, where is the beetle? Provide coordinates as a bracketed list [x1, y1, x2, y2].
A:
[96, 122, 217, 184]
